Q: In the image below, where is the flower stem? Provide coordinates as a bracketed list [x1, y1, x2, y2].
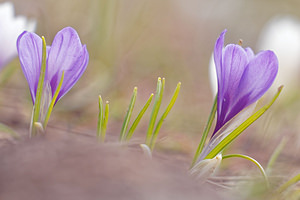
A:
[31, 36, 47, 136]
[191, 94, 217, 168]
[222, 154, 270, 189]
[43, 71, 65, 129]
[0, 123, 19, 139]
[266, 137, 287, 174]
[277, 173, 300, 193]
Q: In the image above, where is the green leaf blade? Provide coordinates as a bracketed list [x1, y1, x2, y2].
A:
[145, 77, 164, 146]
[120, 87, 137, 141]
[126, 93, 154, 141]
[191, 94, 217, 168]
[101, 101, 109, 142]
[97, 95, 104, 138]
[43, 71, 65, 129]
[204, 86, 283, 160]
[149, 81, 181, 150]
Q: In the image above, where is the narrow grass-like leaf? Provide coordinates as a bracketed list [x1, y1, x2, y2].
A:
[266, 138, 287, 174]
[31, 36, 47, 136]
[126, 93, 154, 141]
[204, 86, 283, 160]
[223, 154, 270, 189]
[43, 71, 65, 129]
[191, 94, 217, 168]
[0, 123, 19, 139]
[97, 95, 104, 139]
[149, 82, 181, 150]
[101, 101, 109, 142]
[277, 174, 300, 193]
[0, 65, 17, 86]
[120, 87, 137, 141]
[145, 77, 164, 146]
[29, 106, 34, 137]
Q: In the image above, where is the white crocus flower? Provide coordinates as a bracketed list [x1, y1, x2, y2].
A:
[209, 54, 217, 96]
[257, 15, 300, 93]
[0, 2, 36, 69]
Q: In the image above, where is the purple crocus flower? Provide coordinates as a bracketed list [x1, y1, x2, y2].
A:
[213, 29, 278, 137]
[17, 27, 89, 105]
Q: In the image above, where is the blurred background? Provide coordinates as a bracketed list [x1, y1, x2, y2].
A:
[0, 0, 300, 175]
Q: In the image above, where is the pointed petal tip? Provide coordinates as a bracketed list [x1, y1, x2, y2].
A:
[16, 31, 25, 50]
[217, 29, 227, 41]
[17, 31, 41, 52]
[221, 29, 227, 34]
[17, 31, 29, 44]
[215, 29, 227, 49]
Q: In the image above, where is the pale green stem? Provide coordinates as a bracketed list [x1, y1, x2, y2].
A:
[97, 95, 104, 139]
[223, 154, 270, 189]
[0, 123, 19, 139]
[126, 93, 154, 141]
[120, 87, 137, 141]
[0, 65, 17, 86]
[43, 71, 65, 129]
[266, 138, 287, 174]
[101, 101, 109, 142]
[191, 94, 217, 168]
[31, 36, 47, 136]
[149, 82, 181, 151]
[204, 86, 283, 160]
[145, 77, 164, 146]
[277, 174, 300, 193]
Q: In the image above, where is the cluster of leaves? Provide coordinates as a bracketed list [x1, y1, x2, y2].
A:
[97, 77, 181, 153]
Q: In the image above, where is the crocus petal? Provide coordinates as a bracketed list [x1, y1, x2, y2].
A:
[220, 44, 249, 98]
[47, 27, 89, 102]
[215, 44, 248, 133]
[17, 31, 42, 103]
[214, 30, 226, 95]
[245, 47, 255, 59]
[231, 50, 278, 113]
[57, 45, 89, 102]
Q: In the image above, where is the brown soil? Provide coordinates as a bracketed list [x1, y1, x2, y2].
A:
[0, 129, 230, 200]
